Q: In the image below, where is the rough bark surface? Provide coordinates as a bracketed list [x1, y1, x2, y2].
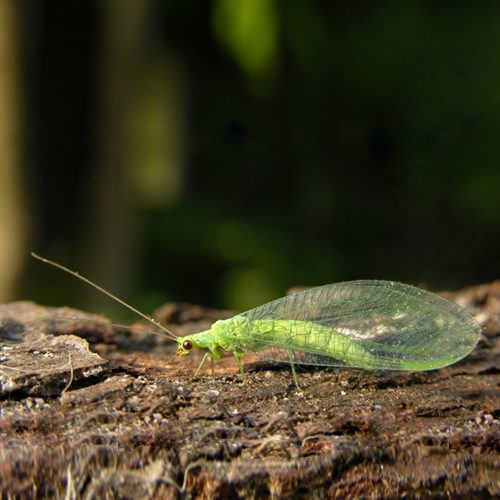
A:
[1, 282, 499, 498]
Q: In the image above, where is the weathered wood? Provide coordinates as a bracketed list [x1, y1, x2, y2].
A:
[0, 283, 499, 498]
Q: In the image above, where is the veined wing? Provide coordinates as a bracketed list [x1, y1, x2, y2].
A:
[238, 280, 481, 370]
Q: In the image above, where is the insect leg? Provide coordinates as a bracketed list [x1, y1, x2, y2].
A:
[287, 350, 301, 390]
[194, 352, 210, 376]
[233, 351, 246, 380]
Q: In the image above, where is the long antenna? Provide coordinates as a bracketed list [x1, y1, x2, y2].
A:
[31, 252, 178, 341]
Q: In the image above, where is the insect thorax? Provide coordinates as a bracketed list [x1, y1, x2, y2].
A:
[207, 316, 258, 351]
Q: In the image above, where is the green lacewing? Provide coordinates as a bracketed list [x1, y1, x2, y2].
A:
[31, 254, 481, 385]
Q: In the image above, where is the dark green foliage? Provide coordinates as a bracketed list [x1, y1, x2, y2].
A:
[23, 0, 500, 312]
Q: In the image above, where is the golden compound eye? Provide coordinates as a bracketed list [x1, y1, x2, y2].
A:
[182, 340, 193, 351]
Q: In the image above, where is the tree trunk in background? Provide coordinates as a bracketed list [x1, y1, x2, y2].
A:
[83, 0, 185, 310]
[0, 0, 29, 303]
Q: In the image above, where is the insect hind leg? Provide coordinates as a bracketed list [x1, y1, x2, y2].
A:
[287, 350, 301, 391]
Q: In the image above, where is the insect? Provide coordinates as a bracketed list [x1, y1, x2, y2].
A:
[31, 253, 481, 388]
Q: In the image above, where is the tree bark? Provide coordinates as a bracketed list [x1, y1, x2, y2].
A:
[1, 283, 499, 497]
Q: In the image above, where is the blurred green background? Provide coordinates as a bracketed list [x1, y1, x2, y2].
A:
[2, 0, 499, 318]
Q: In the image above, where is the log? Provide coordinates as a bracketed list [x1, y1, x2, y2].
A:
[1, 283, 499, 497]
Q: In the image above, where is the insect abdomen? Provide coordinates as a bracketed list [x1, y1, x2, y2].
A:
[240, 319, 460, 370]
[239, 319, 377, 368]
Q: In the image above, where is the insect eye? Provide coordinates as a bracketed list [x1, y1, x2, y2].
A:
[183, 340, 193, 351]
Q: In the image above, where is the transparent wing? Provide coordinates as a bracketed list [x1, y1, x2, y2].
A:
[239, 280, 481, 370]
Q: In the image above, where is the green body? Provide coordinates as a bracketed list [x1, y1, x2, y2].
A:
[176, 316, 463, 372]
[31, 255, 480, 387]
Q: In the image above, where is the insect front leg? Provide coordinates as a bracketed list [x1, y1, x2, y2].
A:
[194, 345, 223, 376]
[194, 353, 210, 376]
